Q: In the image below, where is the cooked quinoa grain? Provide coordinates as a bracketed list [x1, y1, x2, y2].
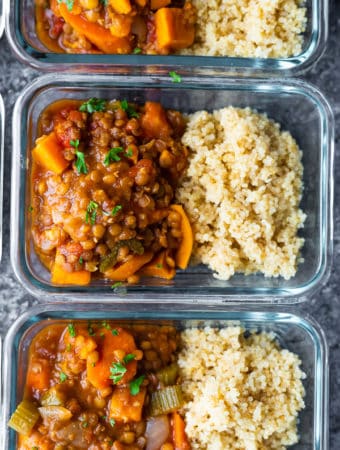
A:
[179, 0, 307, 58]
[176, 107, 306, 280]
[178, 327, 306, 450]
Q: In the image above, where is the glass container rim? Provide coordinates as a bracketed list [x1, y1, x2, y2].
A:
[0, 94, 4, 262]
[4, 0, 329, 76]
[0, 302, 329, 450]
[10, 74, 334, 303]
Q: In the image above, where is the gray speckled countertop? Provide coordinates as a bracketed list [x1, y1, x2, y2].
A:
[0, 2, 339, 448]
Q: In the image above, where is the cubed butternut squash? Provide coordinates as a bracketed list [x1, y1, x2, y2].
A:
[104, 252, 153, 281]
[109, 386, 146, 422]
[155, 8, 195, 50]
[151, 0, 170, 9]
[140, 102, 172, 139]
[110, 0, 131, 14]
[51, 250, 91, 285]
[32, 132, 69, 174]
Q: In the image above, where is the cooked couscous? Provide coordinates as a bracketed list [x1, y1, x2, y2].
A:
[176, 106, 306, 280]
[179, 0, 307, 58]
[178, 327, 306, 449]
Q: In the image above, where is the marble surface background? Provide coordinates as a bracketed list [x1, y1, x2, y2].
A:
[0, 2, 339, 448]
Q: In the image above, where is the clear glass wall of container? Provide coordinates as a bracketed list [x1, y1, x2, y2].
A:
[4, 0, 328, 75]
[0, 304, 329, 449]
[0, 94, 4, 261]
[10, 75, 334, 303]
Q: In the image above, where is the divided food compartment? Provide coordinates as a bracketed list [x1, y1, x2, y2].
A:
[10, 74, 333, 302]
[0, 304, 329, 449]
[4, 0, 328, 75]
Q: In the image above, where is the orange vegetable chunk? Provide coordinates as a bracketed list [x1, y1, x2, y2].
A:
[32, 132, 69, 175]
[139, 251, 176, 280]
[155, 8, 195, 50]
[110, 0, 132, 14]
[172, 411, 191, 450]
[26, 358, 51, 393]
[87, 327, 137, 390]
[59, 4, 132, 54]
[140, 102, 172, 139]
[51, 251, 91, 285]
[151, 0, 171, 9]
[170, 205, 193, 269]
[18, 432, 54, 450]
[109, 386, 146, 423]
[104, 252, 154, 281]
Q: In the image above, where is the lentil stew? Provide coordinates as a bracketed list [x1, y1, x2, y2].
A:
[35, 0, 196, 54]
[30, 98, 193, 286]
[8, 321, 191, 449]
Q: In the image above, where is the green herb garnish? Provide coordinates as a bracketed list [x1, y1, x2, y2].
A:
[82, 421, 88, 428]
[91, 362, 96, 367]
[75, 151, 88, 174]
[66, 343, 72, 352]
[111, 205, 122, 216]
[28, 206, 34, 212]
[57, 0, 74, 11]
[125, 148, 133, 157]
[156, 263, 163, 269]
[111, 282, 123, 289]
[68, 323, 76, 337]
[123, 353, 135, 364]
[112, 329, 119, 336]
[85, 200, 98, 225]
[133, 47, 142, 54]
[169, 71, 181, 83]
[129, 375, 145, 396]
[79, 256, 84, 265]
[110, 361, 127, 384]
[102, 321, 111, 330]
[120, 99, 139, 118]
[109, 418, 115, 427]
[79, 98, 106, 113]
[104, 147, 124, 165]
[70, 139, 79, 150]
[59, 372, 68, 383]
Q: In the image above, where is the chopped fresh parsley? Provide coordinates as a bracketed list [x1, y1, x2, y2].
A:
[102, 320, 111, 330]
[111, 205, 122, 216]
[110, 361, 127, 384]
[125, 148, 133, 157]
[82, 421, 88, 428]
[123, 353, 135, 364]
[169, 71, 182, 83]
[100, 0, 108, 5]
[85, 200, 98, 225]
[32, 447, 39, 450]
[57, 0, 74, 11]
[129, 375, 145, 396]
[109, 418, 115, 427]
[91, 362, 96, 367]
[70, 139, 79, 150]
[79, 98, 106, 113]
[79, 256, 84, 265]
[133, 47, 142, 54]
[66, 343, 72, 352]
[111, 282, 123, 289]
[28, 205, 34, 212]
[100, 332, 105, 338]
[59, 372, 68, 383]
[104, 147, 124, 165]
[111, 328, 119, 336]
[75, 151, 88, 174]
[120, 99, 139, 118]
[102, 415, 107, 421]
[156, 263, 163, 269]
[68, 323, 76, 337]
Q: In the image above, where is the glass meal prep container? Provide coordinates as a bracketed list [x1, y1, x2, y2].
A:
[10, 74, 333, 303]
[4, 0, 328, 75]
[0, 303, 329, 449]
[0, 93, 4, 262]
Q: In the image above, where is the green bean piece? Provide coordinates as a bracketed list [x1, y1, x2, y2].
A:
[8, 400, 40, 435]
[149, 385, 184, 417]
